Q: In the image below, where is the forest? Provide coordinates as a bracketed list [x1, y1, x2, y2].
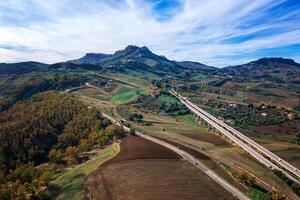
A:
[0, 73, 88, 111]
[0, 91, 124, 199]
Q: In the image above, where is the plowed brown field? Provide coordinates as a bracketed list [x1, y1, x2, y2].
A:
[84, 136, 235, 200]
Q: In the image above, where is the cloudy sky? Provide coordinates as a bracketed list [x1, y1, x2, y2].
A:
[0, 0, 300, 67]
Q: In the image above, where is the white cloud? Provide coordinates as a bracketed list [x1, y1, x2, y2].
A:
[0, 0, 299, 66]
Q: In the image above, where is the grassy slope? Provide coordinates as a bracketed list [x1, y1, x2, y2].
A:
[111, 87, 144, 104]
[176, 114, 197, 125]
[51, 143, 120, 200]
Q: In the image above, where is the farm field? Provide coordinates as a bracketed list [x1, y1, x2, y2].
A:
[84, 136, 235, 200]
[127, 112, 299, 199]
[73, 80, 300, 199]
[111, 87, 144, 104]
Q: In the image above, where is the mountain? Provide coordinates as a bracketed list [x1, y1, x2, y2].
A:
[69, 45, 215, 76]
[220, 57, 300, 83]
[70, 53, 112, 64]
[0, 61, 47, 75]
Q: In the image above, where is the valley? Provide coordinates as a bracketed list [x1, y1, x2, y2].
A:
[0, 46, 300, 200]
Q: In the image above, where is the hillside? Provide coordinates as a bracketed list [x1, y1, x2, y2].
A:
[220, 57, 300, 83]
[0, 91, 125, 199]
[0, 61, 47, 75]
[69, 45, 215, 76]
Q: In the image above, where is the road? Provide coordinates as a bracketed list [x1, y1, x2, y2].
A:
[91, 72, 138, 88]
[101, 112, 250, 200]
[63, 82, 101, 93]
[170, 89, 300, 183]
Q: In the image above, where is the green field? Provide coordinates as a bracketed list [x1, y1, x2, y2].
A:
[191, 73, 208, 81]
[111, 87, 144, 104]
[176, 114, 197, 124]
[248, 184, 269, 200]
[51, 143, 119, 200]
[233, 91, 247, 102]
[157, 93, 178, 105]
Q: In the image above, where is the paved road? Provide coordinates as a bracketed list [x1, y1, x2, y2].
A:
[101, 112, 250, 200]
[64, 82, 101, 93]
[170, 89, 300, 183]
[91, 72, 138, 88]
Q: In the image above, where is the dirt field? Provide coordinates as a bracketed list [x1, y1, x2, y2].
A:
[84, 136, 235, 200]
[102, 136, 179, 166]
[181, 132, 228, 146]
[247, 92, 299, 109]
[249, 119, 300, 137]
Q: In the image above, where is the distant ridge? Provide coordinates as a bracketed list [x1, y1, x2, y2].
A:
[0, 61, 47, 75]
[220, 57, 300, 83]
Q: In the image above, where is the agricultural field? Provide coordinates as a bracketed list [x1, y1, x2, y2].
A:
[111, 86, 144, 104]
[84, 136, 235, 200]
[121, 109, 299, 199]
[72, 77, 299, 199]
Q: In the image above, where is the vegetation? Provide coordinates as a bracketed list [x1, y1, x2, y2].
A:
[273, 169, 300, 196]
[0, 92, 125, 199]
[267, 190, 286, 200]
[0, 73, 88, 110]
[111, 87, 144, 104]
[294, 103, 300, 111]
[129, 128, 136, 136]
[235, 172, 255, 186]
[50, 143, 119, 200]
[176, 114, 196, 124]
[0, 163, 53, 200]
[128, 113, 144, 122]
[133, 92, 188, 116]
[215, 104, 288, 126]
[292, 131, 300, 145]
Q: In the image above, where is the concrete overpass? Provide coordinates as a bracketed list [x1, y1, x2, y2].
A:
[170, 89, 300, 184]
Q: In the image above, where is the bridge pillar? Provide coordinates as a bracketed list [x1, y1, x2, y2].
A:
[212, 127, 216, 133]
[198, 118, 204, 125]
[207, 123, 212, 131]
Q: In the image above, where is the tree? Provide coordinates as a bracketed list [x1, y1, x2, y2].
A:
[293, 130, 300, 145]
[48, 149, 63, 163]
[129, 128, 136, 136]
[268, 190, 286, 200]
[128, 113, 143, 122]
[291, 183, 300, 196]
[236, 172, 255, 186]
[65, 146, 78, 157]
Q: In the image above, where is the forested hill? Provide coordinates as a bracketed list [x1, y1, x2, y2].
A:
[0, 62, 47, 75]
[0, 92, 124, 199]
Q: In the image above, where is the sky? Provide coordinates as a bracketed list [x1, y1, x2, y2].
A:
[0, 0, 300, 67]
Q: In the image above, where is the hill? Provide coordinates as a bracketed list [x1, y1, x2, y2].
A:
[68, 45, 215, 76]
[220, 57, 300, 83]
[70, 53, 112, 64]
[0, 61, 47, 75]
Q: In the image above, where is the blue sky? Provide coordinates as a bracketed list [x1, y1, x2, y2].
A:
[0, 0, 300, 67]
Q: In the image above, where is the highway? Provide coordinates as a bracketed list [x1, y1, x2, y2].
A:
[170, 89, 300, 183]
[101, 112, 250, 200]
